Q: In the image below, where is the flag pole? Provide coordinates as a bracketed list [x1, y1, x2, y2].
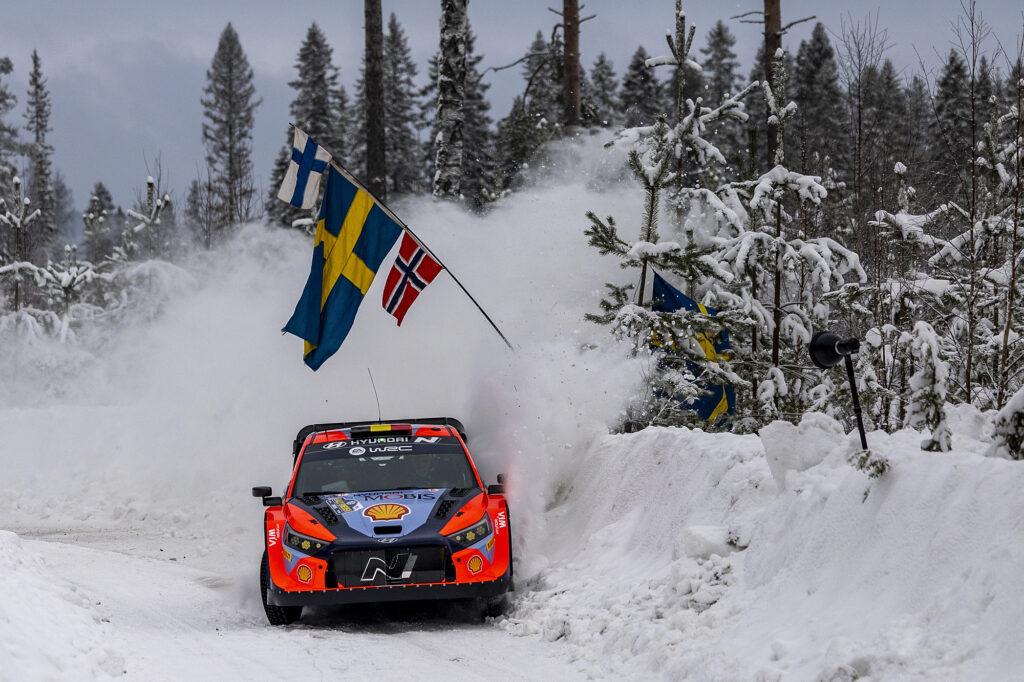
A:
[326, 157, 514, 351]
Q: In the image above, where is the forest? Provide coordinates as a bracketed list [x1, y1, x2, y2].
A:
[1, 0, 1023, 455]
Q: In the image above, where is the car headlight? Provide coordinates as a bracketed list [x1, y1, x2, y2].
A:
[285, 527, 329, 555]
[445, 514, 492, 549]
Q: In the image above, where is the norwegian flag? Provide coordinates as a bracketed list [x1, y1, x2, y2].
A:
[382, 232, 443, 325]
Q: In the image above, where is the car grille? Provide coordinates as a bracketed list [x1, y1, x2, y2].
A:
[327, 545, 451, 588]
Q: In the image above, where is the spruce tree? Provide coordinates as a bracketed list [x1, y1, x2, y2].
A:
[495, 95, 546, 190]
[620, 46, 662, 127]
[0, 57, 18, 198]
[587, 53, 620, 127]
[267, 22, 348, 228]
[23, 50, 56, 261]
[791, 24, 845, 176]
[382, 12, 423, 195]
[931, 49, 972, 201]
[523, 30, 563, 129]
[201, 23, 261, 228]
[700, 21, 743, 167]
[493, 30, 563, 190]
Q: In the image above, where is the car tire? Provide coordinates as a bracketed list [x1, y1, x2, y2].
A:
[484, 594, 509, 618]
[261, 550, 302, 626]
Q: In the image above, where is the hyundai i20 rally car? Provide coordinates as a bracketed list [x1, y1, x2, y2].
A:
[252, 418, 512, 625]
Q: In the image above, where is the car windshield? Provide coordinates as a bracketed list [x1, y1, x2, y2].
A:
[292, 434, 478, 494]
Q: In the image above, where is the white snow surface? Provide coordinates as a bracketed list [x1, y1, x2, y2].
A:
[2, 137, 1024, 681]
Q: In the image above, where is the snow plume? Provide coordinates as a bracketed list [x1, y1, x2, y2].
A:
[1, 134, 646, 559]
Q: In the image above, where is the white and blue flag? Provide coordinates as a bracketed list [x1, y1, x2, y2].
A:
[277, 127, 332, 210]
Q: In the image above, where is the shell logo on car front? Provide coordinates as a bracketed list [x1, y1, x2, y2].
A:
[296, 564, 313, 583]
[467, 556, 483, 574]
[363, 503, 411, 521]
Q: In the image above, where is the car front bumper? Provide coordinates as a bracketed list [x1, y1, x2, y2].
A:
[266, 569, 512, 606]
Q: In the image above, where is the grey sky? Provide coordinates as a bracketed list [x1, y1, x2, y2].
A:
[1, 0, 1022, 217]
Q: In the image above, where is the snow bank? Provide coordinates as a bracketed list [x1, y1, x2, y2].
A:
[501, 415, 1024, 680]
[0, 531, 120, 680]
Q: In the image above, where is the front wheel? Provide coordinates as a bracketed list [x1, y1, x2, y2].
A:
[260, 550, 302, 625]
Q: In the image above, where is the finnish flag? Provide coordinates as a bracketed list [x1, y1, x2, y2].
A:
[277, 127, 332, 210]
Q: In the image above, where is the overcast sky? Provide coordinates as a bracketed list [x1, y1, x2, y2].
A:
[1, 0, 1022, 215]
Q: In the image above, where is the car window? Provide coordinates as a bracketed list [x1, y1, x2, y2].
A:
[293, 435, 477, 494]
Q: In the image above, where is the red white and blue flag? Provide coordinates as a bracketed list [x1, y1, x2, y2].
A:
[382, 232, 443, 325]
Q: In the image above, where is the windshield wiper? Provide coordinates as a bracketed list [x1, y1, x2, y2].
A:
[298, 491, 347, 496]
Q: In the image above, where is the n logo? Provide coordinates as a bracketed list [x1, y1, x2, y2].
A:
[360, 553, 417, 583]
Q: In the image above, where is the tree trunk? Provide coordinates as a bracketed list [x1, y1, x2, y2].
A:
[763, 0, 782, 160]
[562, 0, 581, 129]
[364, 0, 387, 200]
[433, 0, 468, 200]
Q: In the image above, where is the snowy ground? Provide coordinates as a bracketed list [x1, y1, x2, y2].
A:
[3, 139, 1023, 681]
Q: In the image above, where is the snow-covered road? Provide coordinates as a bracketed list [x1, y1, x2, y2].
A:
[15, 528, 585, 681]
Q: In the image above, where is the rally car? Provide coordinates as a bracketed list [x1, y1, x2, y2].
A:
[252, 417, 512, 625]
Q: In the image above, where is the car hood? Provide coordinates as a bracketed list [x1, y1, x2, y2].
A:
[290, 488, 479, 540]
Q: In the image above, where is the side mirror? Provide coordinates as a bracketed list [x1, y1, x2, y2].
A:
[252, 486, 272, 498]
[487, 484, 505, 495]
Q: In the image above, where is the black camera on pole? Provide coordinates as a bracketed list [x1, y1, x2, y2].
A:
[809, 331, 869, 451]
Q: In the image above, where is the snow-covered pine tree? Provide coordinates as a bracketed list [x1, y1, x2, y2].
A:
[201, 23, 261, 227]
[523, 29, 563, 131]
[700, 20, 743, 170]
[126, 176, 171, 260]
[861, 162, 949, 430]
[433, 0, 468, 199]
[988, 384, 1024, 459]
[81, 195, 109, 265]
[620, 46, 662, 128]
[23, 50, 56, 262]
[267, 22, 348, 228]
[585, 121, 744, 428]
[586, 53, 620, 128]
[587, 6, 766, 429]
[383, 13, 423, 196]
[716, 50, 865, 422]
[903, 320, 952, 451]
[495, 95, 548, 191]
[39, 244, 95, 317]
[0, 56, 18, 199]
[985, 73, 1024, 408]
[0, 176, 41, 312]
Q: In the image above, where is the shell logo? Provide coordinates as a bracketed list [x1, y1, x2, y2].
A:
[467, 556, 483, 574]
[296, 564, 313, 583]
[363, 503, 410, 522]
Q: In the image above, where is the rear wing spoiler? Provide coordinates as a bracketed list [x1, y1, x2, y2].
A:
[292, 417, 468, 461]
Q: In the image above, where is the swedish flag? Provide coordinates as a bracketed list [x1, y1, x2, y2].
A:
[283, 166, 402, 370]
[651, 272, 735, 423]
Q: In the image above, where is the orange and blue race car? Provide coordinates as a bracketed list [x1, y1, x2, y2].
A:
[252, 417, 512, 625]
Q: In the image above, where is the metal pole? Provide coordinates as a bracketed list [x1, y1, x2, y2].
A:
[327, 159, 514, 352]
[845, 354, 869, 450]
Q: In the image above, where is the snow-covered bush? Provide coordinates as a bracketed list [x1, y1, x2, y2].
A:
[904, 320, 952, 451]
[988, 385, 1024, 460]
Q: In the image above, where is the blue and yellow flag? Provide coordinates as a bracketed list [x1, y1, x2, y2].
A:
[283, 166, 402, 370]
[651, 272, 735, 423]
